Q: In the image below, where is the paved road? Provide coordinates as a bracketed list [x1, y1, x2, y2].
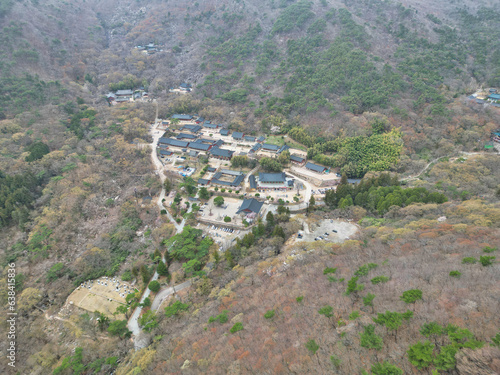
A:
[127, 120, 193, 350]
[285, 169, 312, 208]
[151, 280, 192, 312]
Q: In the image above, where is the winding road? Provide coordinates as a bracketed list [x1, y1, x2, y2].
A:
[127, 119, 193, 350]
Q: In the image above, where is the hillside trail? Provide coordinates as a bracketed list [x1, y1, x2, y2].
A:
[127, 118, 193, 350]
[400, 150, 497, 183]
[44, 311, 110, 340]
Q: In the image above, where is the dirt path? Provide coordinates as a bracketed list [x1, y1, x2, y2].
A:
[45, 311, 109, 340]
[400, 150, 497, 183]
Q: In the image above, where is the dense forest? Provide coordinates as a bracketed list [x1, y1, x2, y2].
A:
[0, 0, 499, 374]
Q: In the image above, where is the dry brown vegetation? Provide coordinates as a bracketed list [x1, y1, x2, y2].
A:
[123, 217, 500, 374]
[1, 0, 500, 373]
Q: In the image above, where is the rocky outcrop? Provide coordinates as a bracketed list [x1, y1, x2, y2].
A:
[456, 347, 500, 375]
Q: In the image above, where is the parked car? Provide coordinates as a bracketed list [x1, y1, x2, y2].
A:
[324, 232, 329, 236]
[332, 229, 337, 233]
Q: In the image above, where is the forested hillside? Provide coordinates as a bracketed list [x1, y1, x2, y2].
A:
[0, 0, 499, 374]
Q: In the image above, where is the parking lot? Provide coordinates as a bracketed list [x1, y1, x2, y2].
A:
[296, 219, 358, 243]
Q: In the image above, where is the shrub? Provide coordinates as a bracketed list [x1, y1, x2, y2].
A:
[483, 246, 497, 253]
[462, 257, 477, 264]
[230, 322, 243, 333]
[449, 271, 461, 278]
[318, 305, 334, 318]
[400, 289, 423, 304]
[47, 262, 66, 282]
[224, 216, 231, 222]
[165, 301, 190, 317]
[121, 270, 132, 281]
[296, 296, 304, 303]
[349, 310, 360, 320]
[148, 280, 160, 292]
[371, 275, 389, 284]
[208, 310, 228, 324]
[355, 263, 378, 277]
[221, 188, 226, 193]
[305, 339, 319, 355]
[491, 332, 500, 348]
[479, 256, 495, 266]
[160, 209, 167, 215]
[323, 267, 337, 275]
[264, 310, 275, 319]
[330, 355, 341, 368]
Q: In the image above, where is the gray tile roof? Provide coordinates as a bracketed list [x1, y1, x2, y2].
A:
[220, 129, 229, 136]
[116, 89, 133, 96]
[210, 147, 234, 159]
[159, 138, 189, 148]
[250, 143, 262, 153]
[244, 135, 256, 142]
[305, 162, 327, 173]
[188, 142, 211, 151]
[277, 144, 290, 154]
[198, 178, 210, 185]
[249, 175, 256, 189]
[259, 172, 286, 183]
[203, 123, 219, 129]
[236, 198, 263, 214]
[290, 154, 305, 163]
[172, 114, 193, 120]
[176, 133, 197, 139]
[232, 132, 244, 139]
[181, 124, 202, 133]
[262, 143, 280, 152]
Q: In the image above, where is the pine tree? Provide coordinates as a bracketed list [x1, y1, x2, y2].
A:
[157, 260, 169, 277]
[153, 248, 161, 263]
[407, 341, 434, 370]
[272, 225, 285, 239]
[266, 211, 275, 231]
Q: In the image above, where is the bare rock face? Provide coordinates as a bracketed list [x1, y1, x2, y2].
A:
[456, 347, 500, 375]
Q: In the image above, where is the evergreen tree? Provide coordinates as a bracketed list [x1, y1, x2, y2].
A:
[266, 211, 275, 230]
[360, 324, 383, 350]
[199, 187, 210, 200]
[400, 289, 423, 305]
[157, 260, 169, 277]
[272, 225, 285, 239]
[370, 361, 403, 375]
[153, 248, 161, 263]
[407, 341, 434, 370]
